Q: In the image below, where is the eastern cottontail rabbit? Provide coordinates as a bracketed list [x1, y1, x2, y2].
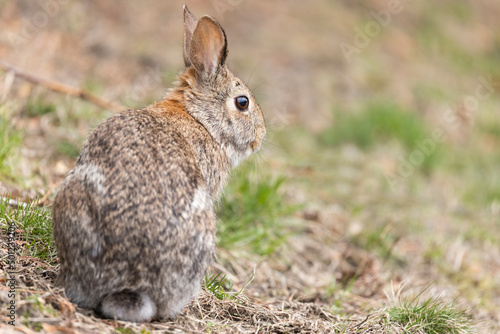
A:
[52, 5, 266, 322]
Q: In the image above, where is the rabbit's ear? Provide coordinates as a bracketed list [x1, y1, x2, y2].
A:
[183, 5, 198, 68]
[189, 16, 228, 76]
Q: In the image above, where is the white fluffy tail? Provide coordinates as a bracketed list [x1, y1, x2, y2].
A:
[100, 291, 156, 322]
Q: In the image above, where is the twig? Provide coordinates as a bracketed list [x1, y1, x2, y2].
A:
[0, 61, 126, 113]
[353, 314, 371, 329]
[0, 195, 29, 208]
[39, 182, 59, 206]
[27, 317, 63, 323]
[1, 68, 15, 103]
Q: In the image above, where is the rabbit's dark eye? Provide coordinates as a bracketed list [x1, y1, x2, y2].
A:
[235, 96, 249, 111]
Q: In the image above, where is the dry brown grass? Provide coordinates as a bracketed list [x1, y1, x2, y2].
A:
[0, 250, 404, 334]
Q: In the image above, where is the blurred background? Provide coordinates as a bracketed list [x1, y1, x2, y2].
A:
[1, 0, 499, 187]
[1, 0, 499, 331]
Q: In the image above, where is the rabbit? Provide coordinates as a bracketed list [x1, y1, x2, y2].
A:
[52, 5, 266, 323]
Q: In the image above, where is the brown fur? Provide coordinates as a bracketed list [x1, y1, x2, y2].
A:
[52, 5, 265, 322]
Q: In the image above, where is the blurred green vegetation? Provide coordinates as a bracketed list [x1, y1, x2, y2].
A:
[320, 102, 427, 150]
[416, 4, 499, 77]
[25, 97, 56, 118]
[0, 106, 21, 181]
[216, 163, 298, 256]
[320, 101, 442, 172]
[55, 140, 81, 158]
[350, 223, 404, 265]
[461, 155, 500, 205]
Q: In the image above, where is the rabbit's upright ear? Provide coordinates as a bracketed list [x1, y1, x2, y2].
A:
[183, 5, 198, 68]
[189, 16, 228, 76]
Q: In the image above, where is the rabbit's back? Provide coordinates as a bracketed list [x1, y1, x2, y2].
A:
[53, 108, 217, 318]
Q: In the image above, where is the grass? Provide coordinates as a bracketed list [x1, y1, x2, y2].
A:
[320, 102, 428, 150]
[0, 197, 56, 263]
[115, 328, 136, 334]
[55, 139, 81, 158]
[217, 164, 298, 256]
[415, 3, 500, 77]
[418, 28, 470, 74]
[466, 169, 500, 205]
[25, 98, 56, 118]
[412, 83, 452, 103]
[387, 291, 474, 334]
[203, 272, 236, 300]
[350, 223, 403, 264]
[0, 106, 21, 180]
[441, 145, 500, 207]
[320, 101, 441, 173]
[203, 271, 253, 301]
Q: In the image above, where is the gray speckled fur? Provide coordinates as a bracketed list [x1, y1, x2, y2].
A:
[52, 6, 265, 322]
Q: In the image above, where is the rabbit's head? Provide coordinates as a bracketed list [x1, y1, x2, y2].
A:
[176, 6, 266, 167]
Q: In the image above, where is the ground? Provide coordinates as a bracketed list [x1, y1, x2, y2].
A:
[0, 0, 499, 333]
